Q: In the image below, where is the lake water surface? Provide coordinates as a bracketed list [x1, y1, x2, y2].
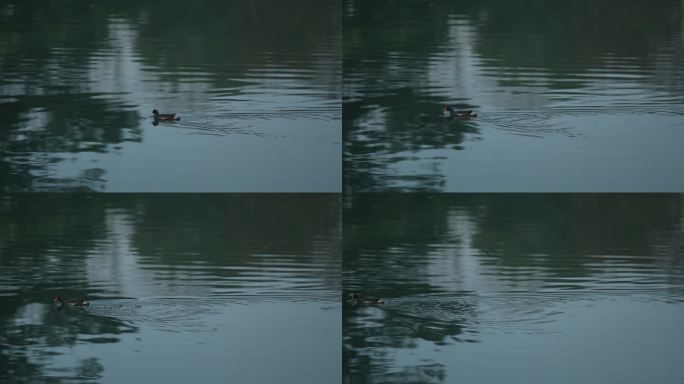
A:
[343, 194, 684, 383]
[344, 0, 684, 191]
[0, 195, 341, 383]
[0, 0, 340, 192]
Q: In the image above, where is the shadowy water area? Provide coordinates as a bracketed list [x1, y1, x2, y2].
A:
[344, 0, 684, 191]
[0, 0, 341, 192]
[344, 194, 684, 383]
[0, 195, 341, 383]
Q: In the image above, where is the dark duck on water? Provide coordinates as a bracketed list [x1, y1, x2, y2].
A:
[351, 292, 384, 305]
[443, 106, 477, 119]
[152, 109, 180, 121]
[53, 296, 90, 309]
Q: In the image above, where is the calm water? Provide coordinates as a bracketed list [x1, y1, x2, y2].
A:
[344, 0, 684, 191]
[343, 194, 684, 383]
[0, 0, 341, 192]
[0, 195, 341, 383]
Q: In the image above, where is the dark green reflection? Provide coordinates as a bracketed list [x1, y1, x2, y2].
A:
[1, 95, 142, 191]
[343, 194, 684, 384]
[1, 0, 339, 91]
[0, 194, 340, 383]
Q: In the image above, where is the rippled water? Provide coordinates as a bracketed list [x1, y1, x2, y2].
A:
[0, 195, 341, 383]
[343, 194, 684, 383]
[343, 0, 684, 191]
[0, 0, 341, 192]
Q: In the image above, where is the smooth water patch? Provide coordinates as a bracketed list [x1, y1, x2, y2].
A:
[369, 110, 684, 192]
[29, 116, 339, 192]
